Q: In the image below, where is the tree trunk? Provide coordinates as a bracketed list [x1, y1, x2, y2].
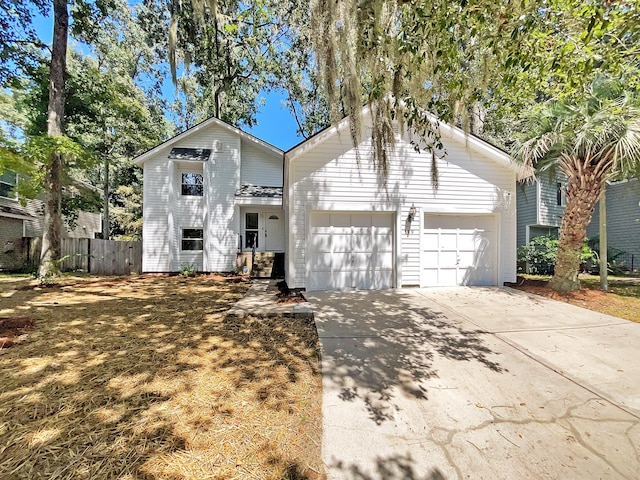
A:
[549, 161, 605, 292]
[39, 0, 68, 279]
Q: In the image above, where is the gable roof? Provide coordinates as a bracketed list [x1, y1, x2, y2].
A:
[286, 105, 531, 180]
[133, 116, 283, 165]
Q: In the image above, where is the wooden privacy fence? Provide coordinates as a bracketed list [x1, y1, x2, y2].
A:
[26, 238, 142, 275]
[88, 239, 141, 275]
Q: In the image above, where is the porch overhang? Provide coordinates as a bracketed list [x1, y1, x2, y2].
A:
[234, 184, 283, 207]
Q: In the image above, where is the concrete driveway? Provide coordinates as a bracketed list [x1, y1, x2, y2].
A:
[306, 287, 640, 480]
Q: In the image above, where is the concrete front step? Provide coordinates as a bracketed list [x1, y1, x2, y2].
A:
[236, 252, 285, 278]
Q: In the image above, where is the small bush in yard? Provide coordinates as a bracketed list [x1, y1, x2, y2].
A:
[179, 263, 197, 277]
[518, 236, 596, 275]
[518, 236, 559, 275]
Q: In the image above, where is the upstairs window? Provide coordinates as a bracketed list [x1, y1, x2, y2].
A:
[0, 171, 17, 198]
[181, 228, 203, 251]
[556, 182, 564, 206]
[182, 173, 203, 196]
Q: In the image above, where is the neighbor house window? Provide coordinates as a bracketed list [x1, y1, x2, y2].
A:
[245, 212, 259, 249]
[181, 228, 203, 250]
[182, 173, 203, 196]
[556, 182, 564, 206]
[0, 171, 17, 198]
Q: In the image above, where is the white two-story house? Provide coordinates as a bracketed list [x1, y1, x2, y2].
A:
[134, 117, 285, 274]
[136, 110, 523, 290]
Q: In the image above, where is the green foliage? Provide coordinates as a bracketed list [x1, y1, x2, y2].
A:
[518, 236, 559, 276]
[310, 0, 640, 172]
[516, 78, 640, 179]
[110, 183, 142, 240]
[62, 188, 102, 230]
[167, 0, 318, 130]
[0, 0, 48, 86]
[518, 236, 596, 275]
[179, 263, 197, 277]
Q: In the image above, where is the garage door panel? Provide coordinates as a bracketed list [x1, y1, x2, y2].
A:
[457, 251, 475, 265]
[331, 253, 351, 270]
[422, 215, 497, 287]
[351, 215, 372, 227]
[309, 252, 332, 271]
[331, 234, 352, 252]
[352, 234, 372, 251]
[372, 215, 393, 228]
[309, 233, 332, 252]
[308, 212, 394, 290]
[372, 231, 393, 243]
[439, 251, 458, 265]
[352, 252, 393, 269]
[332, 214, 352, 228]
[353, 270, 393, 289]
[423, 251, 439, 265]
[311, 213, 331, 228]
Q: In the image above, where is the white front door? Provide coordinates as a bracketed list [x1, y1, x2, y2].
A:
[422, 214, 497, 287]
[265, 212, 284, 251]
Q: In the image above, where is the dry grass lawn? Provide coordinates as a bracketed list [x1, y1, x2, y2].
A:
[0, 274, 323, 479]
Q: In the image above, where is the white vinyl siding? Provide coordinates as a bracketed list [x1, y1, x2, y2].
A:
[287, 123, 517, 289]
[240, 140, 283, 187]
[142, 157, 172, 271]
[141, 124, 241, 272]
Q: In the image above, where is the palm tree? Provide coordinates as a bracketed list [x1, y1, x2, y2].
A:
[518, 80, 640, 292]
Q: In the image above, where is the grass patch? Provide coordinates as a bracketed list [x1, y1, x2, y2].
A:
[0, 275, 323, 479]
[511, 274, 640, 323]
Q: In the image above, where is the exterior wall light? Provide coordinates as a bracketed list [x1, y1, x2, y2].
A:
[405, 204, 417, 235]
[408, 204, 416, 222]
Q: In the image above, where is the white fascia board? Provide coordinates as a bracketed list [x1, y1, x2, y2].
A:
[234, 196, 283, 207]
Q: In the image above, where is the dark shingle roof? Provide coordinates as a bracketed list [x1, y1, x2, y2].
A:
[235, 184, 283, 198]
[0, 204, 34, 218]
[168, 147, 212, 161]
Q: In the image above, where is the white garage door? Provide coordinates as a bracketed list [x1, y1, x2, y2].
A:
[308, 212, 394, 290]
[422, 214, 497, 287]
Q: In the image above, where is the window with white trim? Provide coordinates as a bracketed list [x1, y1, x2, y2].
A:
[245, 212, 259, 249]
[0, 171, 17, 198]
[181, 173, 203, 196]
[181, 228, 203, 250]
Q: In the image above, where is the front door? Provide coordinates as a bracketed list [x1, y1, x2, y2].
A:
[265, 212, 284, 251]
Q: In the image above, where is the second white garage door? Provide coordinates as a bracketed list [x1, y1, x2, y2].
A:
[422, 214, 497, 287]
[308, 212, 394, 290]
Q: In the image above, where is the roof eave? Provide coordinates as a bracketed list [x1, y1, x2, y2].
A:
[133, 116, 284, 165]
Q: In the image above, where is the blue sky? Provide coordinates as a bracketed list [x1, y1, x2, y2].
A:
[33, 10, 305, 151]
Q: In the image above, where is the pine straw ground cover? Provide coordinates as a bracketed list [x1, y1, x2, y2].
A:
[0, 274, 323, 479]
[509, 274, 640, 323]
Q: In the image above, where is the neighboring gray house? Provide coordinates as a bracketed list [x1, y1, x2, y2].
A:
[138, 110, 522, 290]
[0, 171, 102, 271]
[516, 172, 566, 248]
[587, 178, 640, 271]
[517, 173, 640, 271]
